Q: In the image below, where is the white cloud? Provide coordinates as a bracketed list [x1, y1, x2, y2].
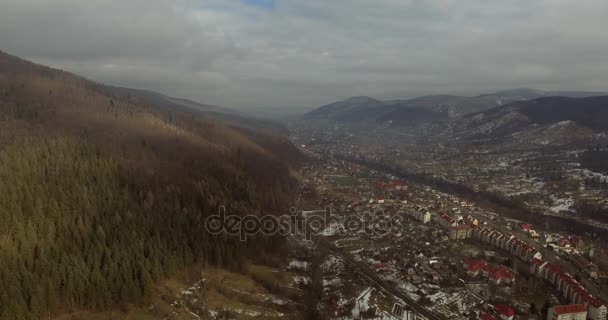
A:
[1, 0, 607, 110]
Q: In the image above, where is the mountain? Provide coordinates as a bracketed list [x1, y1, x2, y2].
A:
[453, 96, 608, 144]
[101, 85, 291, 136]
[303, 96, 451, 124]
[376, 101, 448, 124]
[0, 50, 302, 319]
[384, 95, 506, 119]
[303, 92, 608, 149]
[99, 85, 236, 115]
[305, 89, 608, 126]
[481, 88, 546, 100]
[302, 94, 527, 124]
[473, 96, 608, 131]
[304, 96, 385, 120]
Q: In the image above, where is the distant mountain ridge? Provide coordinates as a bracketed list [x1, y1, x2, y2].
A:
[465, 95, 608, 132]
[303, 90, 608, 148]
[101, 85, 290, 135]
[304, 88, 608, 125]
[304, 96, 386, 120]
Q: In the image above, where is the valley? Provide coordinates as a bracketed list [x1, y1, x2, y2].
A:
[2, 1, 608, 319]
[1, 50, 608, 320]
[290, 94, 608, 231]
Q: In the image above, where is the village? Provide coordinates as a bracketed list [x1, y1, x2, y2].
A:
[288, 120, 608, 236]
[289, 156, 608, 320]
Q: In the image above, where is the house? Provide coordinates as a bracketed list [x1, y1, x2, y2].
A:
[450, 224, 473, 240]
[436, 212, 458, 230]
[547, 304, 587, 320]
[559, 238, 572, 248]
[464, 259, 515, 285]
[494, 304, 515, 320]
[413, 208, 432, 224]
[464, 259, 488, 278]
[430, 270, 441, 282]
[374, 263, 388, 272]
[587, 299, 607, 320]
[543, 234, 558, 244]
[489, 266, 515, 285]
[567, 235, 584, 249]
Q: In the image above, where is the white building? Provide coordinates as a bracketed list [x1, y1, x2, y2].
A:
[547, 304, 587, 320]
[588, 301, 607, 320]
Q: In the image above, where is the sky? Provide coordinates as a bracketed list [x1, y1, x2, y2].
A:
[1, 0, 607, 110]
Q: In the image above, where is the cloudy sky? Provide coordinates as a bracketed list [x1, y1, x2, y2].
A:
[1, 0, 607, 110]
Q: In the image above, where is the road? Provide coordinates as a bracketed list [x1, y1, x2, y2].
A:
[313, 236, 445, 320]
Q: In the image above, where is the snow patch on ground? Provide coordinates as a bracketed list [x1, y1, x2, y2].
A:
[351, 288, 373, 318]
[288, 260, 310, 271]
[549, 195, 574, 213]
[321, 221, 344, 236]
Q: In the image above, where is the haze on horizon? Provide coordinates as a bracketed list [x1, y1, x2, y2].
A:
[2, 0, 607, 110]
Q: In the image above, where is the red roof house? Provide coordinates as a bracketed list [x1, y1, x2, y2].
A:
[548, 304, 587, 319]
[494, 304, 514, 320]
[489, 266, 515, 285]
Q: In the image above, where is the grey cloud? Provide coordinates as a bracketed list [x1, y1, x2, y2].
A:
[1, 0, 607, 110]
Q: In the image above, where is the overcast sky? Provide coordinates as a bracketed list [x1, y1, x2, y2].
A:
[1, 0, 607, 110]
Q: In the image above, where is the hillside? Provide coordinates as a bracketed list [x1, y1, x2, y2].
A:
[302, 94, 512, 124]
[304, 90, 608, 126]
[101, 85, 291, 136]
[376, 102, 448, 124]
[460, 96, 608, 135]
[512, 96, 608, 131]
[0, 51, 302, 319]
[385, 95, 508, 118]
[437, 95, 608, 149]
[303, 96, 386, 121]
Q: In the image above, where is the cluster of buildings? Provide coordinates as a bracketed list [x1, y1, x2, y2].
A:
[298, 157, 607, 320]
[411, 206, 544, 262]
[463, 259, 515, 285]
[412, 205, 476, 239]
[472, 226, 543, 261]
[531, 259, 607, 320]
[462, 259, 515, 285]
[409, 205, 606, 320]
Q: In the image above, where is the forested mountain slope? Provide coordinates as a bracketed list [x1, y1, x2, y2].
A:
[0, 51, 301, 319]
